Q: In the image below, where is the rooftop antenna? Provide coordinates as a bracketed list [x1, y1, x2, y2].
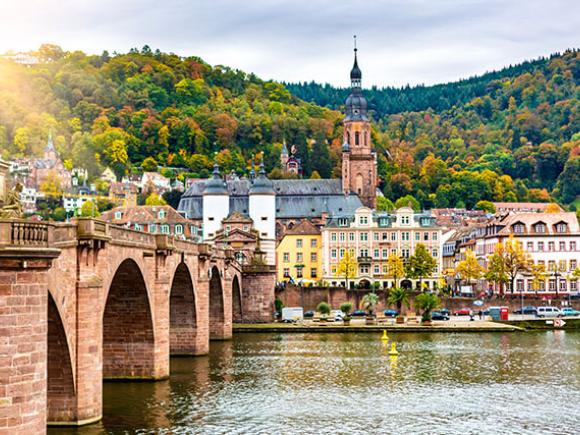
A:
[353, 34, 357, 53]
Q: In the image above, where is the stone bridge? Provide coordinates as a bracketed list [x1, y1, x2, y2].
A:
[0, 218, 275, 434]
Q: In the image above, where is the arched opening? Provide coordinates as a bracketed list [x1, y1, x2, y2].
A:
[401, 279, 412, 290]
[47, 293, 75, 423]
[232, 275, 242, 323]
[209, 266, 226, 340]
[355, 174, 364, 195]
[170, 263, 198, 355]
[359, 279, 371, 289]
[355, 131, 360, 146]
[103, 259, 155, 379]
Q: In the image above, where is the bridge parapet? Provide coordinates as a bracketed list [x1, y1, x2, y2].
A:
[0, 219, 61, 262]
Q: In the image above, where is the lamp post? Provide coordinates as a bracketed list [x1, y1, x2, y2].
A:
[553, 269, 561, 300]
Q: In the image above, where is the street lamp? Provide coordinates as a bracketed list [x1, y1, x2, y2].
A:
[553, 269, 561, 299]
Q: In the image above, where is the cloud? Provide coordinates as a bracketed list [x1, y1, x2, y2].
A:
[0, 0, 578, 86]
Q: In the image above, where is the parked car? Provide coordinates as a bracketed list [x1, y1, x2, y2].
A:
[383, 309, 398, 317]
[454, 308, 472, 316]
[431, 311, 450, 321]
[304, 310, 314, 318]
[536, 306, 562, 318]
[351, 310, 366, 317]
[439, 308, 450, 316]
[331, 310, 345, 321]
[560, 307, 580, 317]
[513, 306, 537, 315]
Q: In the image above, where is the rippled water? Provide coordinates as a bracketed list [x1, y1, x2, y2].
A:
[53, 331, 580, 435]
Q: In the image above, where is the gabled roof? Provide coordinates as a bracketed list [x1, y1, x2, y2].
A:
[284, 219, 320, 236]
[496, 212, 579, 235]
[100, 205, 189, 225]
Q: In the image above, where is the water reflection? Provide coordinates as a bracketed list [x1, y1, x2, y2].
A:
[53, 331, 580, 435]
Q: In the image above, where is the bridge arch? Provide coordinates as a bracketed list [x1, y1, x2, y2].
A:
[209, 266, 227, 340]
[232, 275, 243, 323]
[47, 292, 76, 423]
[169, 262, 199, 355]
[102, 258, 155, 379]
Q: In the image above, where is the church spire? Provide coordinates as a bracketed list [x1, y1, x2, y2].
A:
[350, 35, 362, 89]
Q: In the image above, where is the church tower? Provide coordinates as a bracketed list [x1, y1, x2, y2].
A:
[341, 40, 377, 209]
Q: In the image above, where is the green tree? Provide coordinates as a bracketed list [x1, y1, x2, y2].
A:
[475, 200, 496, 213]
[556, 156, 580, 203]
[406, 244, 437, 289]
[361, 293, 380, 316]
[387, 287, 410, 317]
[394, 195, 421, 211]
[377, 196, 395, 212]
[415, 293, 440, 322]
[80, 200, 100, 217]
[339, 302, 353, 316]
[145, 193, 167, 206]
[142, 156, 158, 172]
[317, 301, 331, 317]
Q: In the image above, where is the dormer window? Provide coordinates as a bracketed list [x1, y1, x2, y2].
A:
[115, 211, 123, 220]
[512, 223, 525, 234]
[338, 218, 349, 227]
[360, 216, 368, 225]
[555, 222, 568, 233]
[401, 216, 410, 225]
[158, 210, 166, 219]
[534, 223, 546, 234]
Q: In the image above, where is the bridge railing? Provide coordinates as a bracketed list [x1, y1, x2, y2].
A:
[0, 220, 51, 248]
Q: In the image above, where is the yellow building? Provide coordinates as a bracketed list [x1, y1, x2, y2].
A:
[277, 220, 321, 284]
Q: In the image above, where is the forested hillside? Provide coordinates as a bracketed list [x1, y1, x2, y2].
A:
[0, 45, 578, 209]
[291, 49, 580, 208]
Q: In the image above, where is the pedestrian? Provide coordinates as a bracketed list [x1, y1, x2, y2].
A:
[478, 310, 483, 320]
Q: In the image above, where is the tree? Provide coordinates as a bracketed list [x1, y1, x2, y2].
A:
[545, 203, 562, 213]
[39, 171, 63, 197]
[79, 200, 100, 217]
[485, 237, 530, 295]
[336, 250, 357, 289]
[530, 263, 547, 293]
[316, 301, 331, 317]
[145, 193, 167, 206]
[475, 200, 496, 213]
[455, 251, 484, 287]
[406, 244, 436, 289]
[415, 293, 440, 322]
[339, 302, 352, 316]
[361, 293, 379, 316]
[485, 245, 509, 296]
[377, 196, 395, 212]
[394, 195, 421, 211]
[142, 156, 158, 172]
[162, 189, 183, 209]
[556, 156, 580, 203]
[387, 287, 410, 316]
[386, 254, 405, 288]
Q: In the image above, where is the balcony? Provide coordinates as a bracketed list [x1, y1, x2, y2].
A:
[357, 255, 372, 265]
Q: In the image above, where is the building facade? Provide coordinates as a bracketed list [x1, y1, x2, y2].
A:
[321, 206, 448, 289]
[276, 220, 322, 284]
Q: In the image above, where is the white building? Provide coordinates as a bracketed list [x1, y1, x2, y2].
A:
[321, 206, 453, 289]
[475, 212, 580, 295]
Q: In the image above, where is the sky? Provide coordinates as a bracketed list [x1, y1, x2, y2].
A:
[0, 0, 578, 87]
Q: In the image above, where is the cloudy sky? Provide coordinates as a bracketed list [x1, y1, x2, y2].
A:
[0, 0, 578, 87]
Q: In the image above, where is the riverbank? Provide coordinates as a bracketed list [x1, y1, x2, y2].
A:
[499, 317, 580, 330]
[234, 321, 523, 333]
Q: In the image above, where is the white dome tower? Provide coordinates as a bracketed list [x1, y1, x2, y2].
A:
[202, 163, 229, 240]
[249, 161, 276, 265]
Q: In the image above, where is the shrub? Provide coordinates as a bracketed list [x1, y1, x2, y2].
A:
[415, 293, 440, 321]
[317, 301, 331, 316]
[339, 302, 353, 315]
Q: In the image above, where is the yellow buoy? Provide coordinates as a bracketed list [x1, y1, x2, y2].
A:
[388, 342, 399, 356]
[381, 330, 389, 341]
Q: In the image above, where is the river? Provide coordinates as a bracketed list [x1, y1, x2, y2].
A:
[52, 331, 580, 434]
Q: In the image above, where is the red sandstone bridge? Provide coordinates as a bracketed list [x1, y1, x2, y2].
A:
[0, 219, 274, 434]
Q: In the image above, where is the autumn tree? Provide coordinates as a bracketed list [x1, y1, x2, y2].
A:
[485, 237, 530, 295]
[530, 263, 547, 292]
[336, 250, 358, 290]
[455, 251, 484, 287]
[406, 244, 437, 290]
[386, 254, 405, 288]
[39, 171, 63, 197]
[145, 193, 167, 206]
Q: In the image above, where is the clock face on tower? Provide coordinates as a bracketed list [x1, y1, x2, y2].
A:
[353, 109, 359, 115]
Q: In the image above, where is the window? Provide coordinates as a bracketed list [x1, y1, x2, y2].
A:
[512, 223, 525, 234]
[115, 211, 122, 219]
[296, 268, 303, 278]
[534, 223, 546, 234]
[391, 232, 397, 241]
[432, 248, 438, 257]
[555, 222, 568, 233]
[548, 260, 556, 271]
[149, 224, 157, 233]
[339, 232, 345, 242]
[402, 232, 410, 241]
[373, 232, 379, 241]
[538, 241, 544, 251]
[432, 232, 438, 241]
[415, 232, 420, 241]
[402, 248, 410, 258]
[373, 249, 379, 258]
[360, 265, 369, 274]
[382, 249, 388, 258]
[360, 216, 368, 225]
[331, 249, 337, 259]
[548, 241, 555, 251]
[338, 218, 349, 227]
[571, 242, 577, 251]
[134, 223, 142, 231]
[527, 242, 533, 251]
[158, 210, 166, 219]
[243, 225, 249, 232]
[311, 253, 317, 262]
[283, 253, 290, 262]
[311, 268, 317, 278]
[310, 238, 317, 248]
[549, 280, 556, 291]
[355, 131, 360, 145]
[517, 279, 524, 291]
[401, 216, 410, 225]
[261, 217, 268, 221]
[571, 260, 577, 271]
[360, 248, 369, 257]
[225, 225, 231, 236]
[331, 232, 337, 242]
[571, 281, 577, 291]
[360, 232, 368, 242]
[175, 224, 183, 235]
[374, 265, 380, 275]
[161, 225, 170, 234]
[296, 239, 303, 248]
[382, 232, 388, 240]
[423, 232, 429, 241]
[331, 266, 337, 275]
[349, 232, 355, 242]
[283, 268, 290, 277]
[339, 248, 345, 258]
[296, 253, 303, 263]
[559, 241, 566, 251]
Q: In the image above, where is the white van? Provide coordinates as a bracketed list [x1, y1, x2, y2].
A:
[536, 306, 562, 318]
[281, 307, 303, 322]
